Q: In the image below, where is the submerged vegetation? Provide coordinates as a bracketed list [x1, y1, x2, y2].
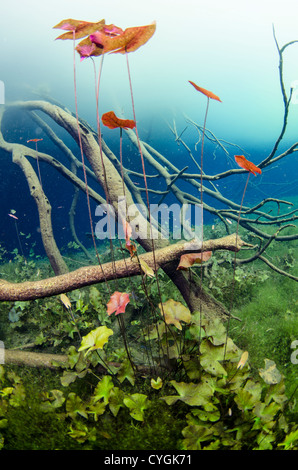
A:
[0, 17, 297, 450]
[0, 237, 297, 450]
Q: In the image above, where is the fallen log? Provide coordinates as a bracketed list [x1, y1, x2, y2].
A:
[0, 234, 250, 301]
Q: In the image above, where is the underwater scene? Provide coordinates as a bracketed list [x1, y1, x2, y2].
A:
[0, 0, 297, 454]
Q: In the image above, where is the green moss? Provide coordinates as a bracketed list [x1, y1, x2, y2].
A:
[91, 401, 186, 450]
[229, 268, 298, 406]
[3, 406, 78, 450]
[0, 364, 186, 450]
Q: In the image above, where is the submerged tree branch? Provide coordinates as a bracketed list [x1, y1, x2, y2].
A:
[0, 40, 297, 318]
[0, 234, 250, 301]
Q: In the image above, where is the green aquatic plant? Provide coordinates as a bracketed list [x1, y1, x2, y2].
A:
[8, 212, 26, 262]
[159, 315, 297, 450]
[223, 155, 263, 359]
[205, 256, 270, 306]
[1, 296, 298, 450]
[0, 366, 26, 449]
[229, 274, 298, 377]
[123, 393, 150, 421]
[0, 17, 297, 452]
[53, 17, 170, 373]
[78, 325, 113, 356]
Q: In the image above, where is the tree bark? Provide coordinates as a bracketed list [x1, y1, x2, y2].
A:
[12, 148, 68, 275]
[0, 234, 249, 320]
[4, 349, 68, 369]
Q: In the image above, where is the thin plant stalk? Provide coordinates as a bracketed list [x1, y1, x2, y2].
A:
[125, 52, 172, 363]
[224, 171, 251, 360]
[71, 31, 102, 267]
[198, 97, 210, 345]
[14, 220, 25, 261]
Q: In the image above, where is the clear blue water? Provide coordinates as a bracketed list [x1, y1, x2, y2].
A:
[0, 0, 297, 257]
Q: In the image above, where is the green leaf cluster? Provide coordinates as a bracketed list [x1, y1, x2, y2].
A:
[0, 366, 26, 449]
[1, 260, 298, 450]
[159, 314, 298, 450]
[40, 373, 150, 444]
